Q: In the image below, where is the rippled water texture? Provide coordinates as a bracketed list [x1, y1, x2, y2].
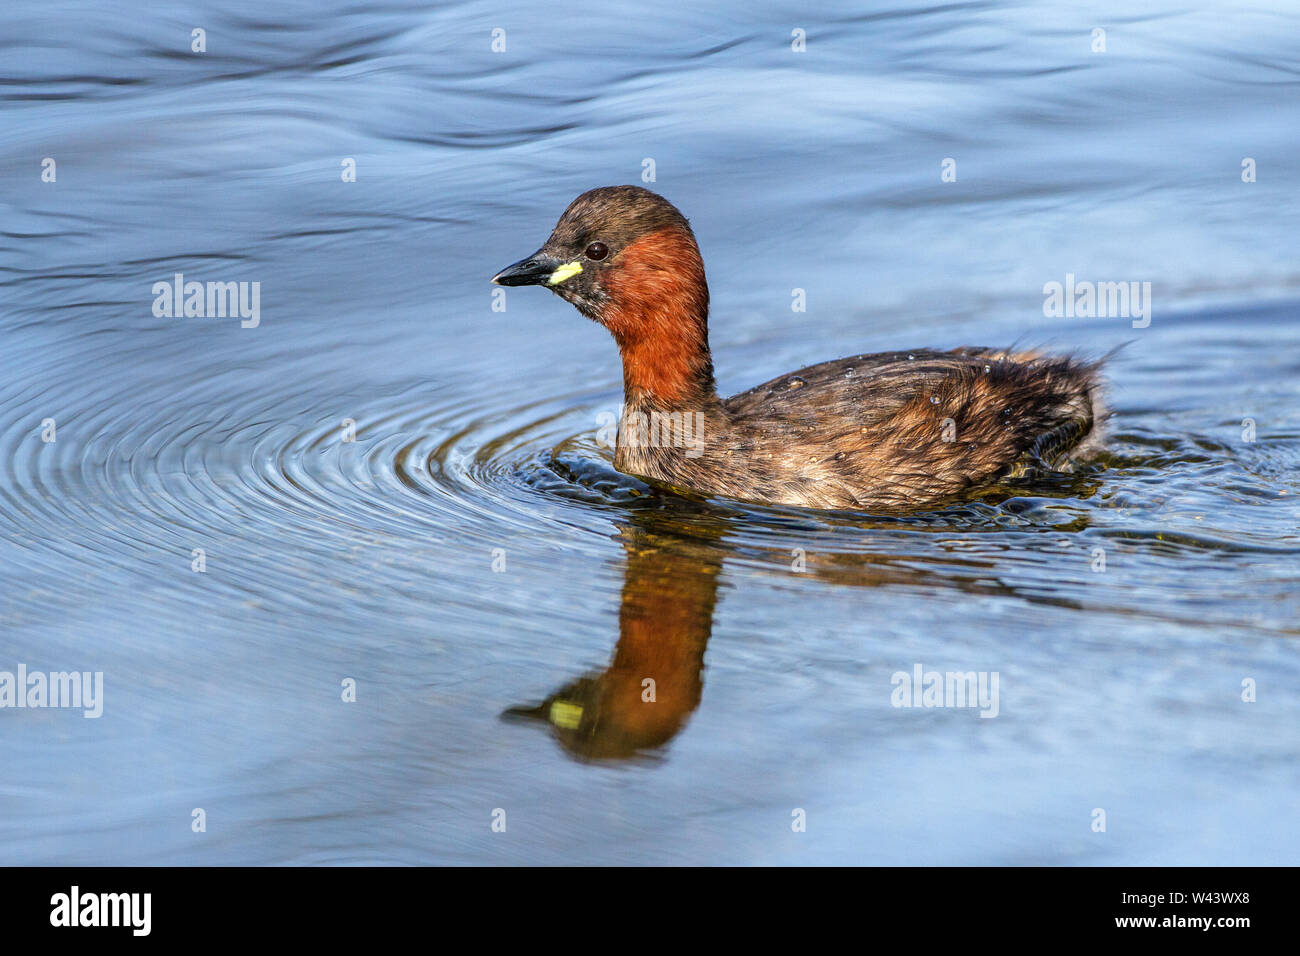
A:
[2, 1, 1298, 864]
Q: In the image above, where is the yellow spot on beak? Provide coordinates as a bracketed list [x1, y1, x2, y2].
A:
[547, 261, 583, 285]
[549, 700, 583, 729]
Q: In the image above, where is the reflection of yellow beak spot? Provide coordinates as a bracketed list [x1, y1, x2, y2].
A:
[549, 700, 583, 729]
[547, 261, 583, 285]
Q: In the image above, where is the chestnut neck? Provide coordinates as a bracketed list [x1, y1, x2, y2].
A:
[601, 227, 719, 410]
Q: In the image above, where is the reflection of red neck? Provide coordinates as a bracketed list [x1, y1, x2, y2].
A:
[602, 227, 717, 408]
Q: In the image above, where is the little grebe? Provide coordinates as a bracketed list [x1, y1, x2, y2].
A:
[493, 186, 1107, 510]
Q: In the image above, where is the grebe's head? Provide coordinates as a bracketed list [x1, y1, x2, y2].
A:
[493, 186, 716, 404]
[492, 185, 708, 331]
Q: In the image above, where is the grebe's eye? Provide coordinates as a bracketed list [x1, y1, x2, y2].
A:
[584, 241, 609, 261]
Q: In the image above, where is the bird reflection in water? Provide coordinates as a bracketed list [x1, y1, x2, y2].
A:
[503, 506, 723, 761]
[504, 478, 1096, 761]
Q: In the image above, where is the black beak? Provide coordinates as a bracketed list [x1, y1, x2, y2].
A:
[492, 250, 562, 286]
